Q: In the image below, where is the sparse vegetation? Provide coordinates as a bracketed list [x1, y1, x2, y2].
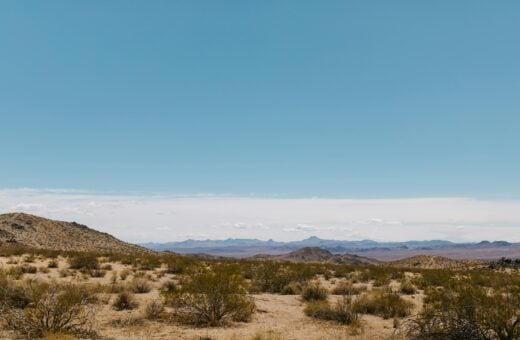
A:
[163, 270, 256, 326]
[1, 237, 519, 339]
[404, 278, 520, 339]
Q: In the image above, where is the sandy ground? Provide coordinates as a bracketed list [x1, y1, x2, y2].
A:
[0, 255, 422, 340]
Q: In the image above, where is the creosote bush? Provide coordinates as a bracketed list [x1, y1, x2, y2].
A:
[0, 280, 97, 338]
[163, 270, 255, 326]
[404, 278, 520, 340]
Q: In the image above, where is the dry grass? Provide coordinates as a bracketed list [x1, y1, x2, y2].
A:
[1, 247, 518, 340]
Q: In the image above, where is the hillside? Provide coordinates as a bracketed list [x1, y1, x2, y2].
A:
[251, 247, 380, 266]
[0, 212, 148, 253]
[387, 255, 484, 269]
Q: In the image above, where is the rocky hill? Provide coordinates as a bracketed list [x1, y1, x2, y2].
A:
[251, 247, 380, 266]
[0, 212, 148, 253]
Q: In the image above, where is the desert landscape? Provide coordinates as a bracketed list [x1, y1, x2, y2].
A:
[3, 1, 520, 339]
[1, 213, 519, 339]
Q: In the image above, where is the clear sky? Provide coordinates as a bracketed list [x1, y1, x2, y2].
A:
[1, 2, 520, 242]
[1, 1, 519, 198]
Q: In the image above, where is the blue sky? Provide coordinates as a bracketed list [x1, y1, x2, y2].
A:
[1, 1, 520, 198]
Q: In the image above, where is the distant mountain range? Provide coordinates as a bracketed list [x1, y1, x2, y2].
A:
[141, 236, 460, 251]
[140, 236, 519, 260]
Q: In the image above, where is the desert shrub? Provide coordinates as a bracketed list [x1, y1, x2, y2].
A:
[160, 280, 177, 295]
[404, 278, 520, 340]
[129, 278, 152, 294]
[6, 257, 18, 265]
[23, 254, 36, 263]
[412, 269, 452, 289]
[301, 282, 328, 301]
[106, 282, 126, 294]
[89, 269, 106, 278]
[100, 264, 112, 271]
[110, 271, 118, 284]
[333, 265, 355, 279]
[0, 281, 97, 338]
[281, 281, 302, 295]
[163, 270, 255, 326]
[119, 269, 131, 281]
[21, 265, 37, 274]
[304, 296, 358, 324]
[332, 281, 366, 295]
[68, 254, 99, 271]
[250, 262, 315, 293]
[110, 315, 145, 328]
[134, 254, 162, 271]
[0, 274, 31, 308]
[164, 257, 189, 274]
[354, 289, 413, 319]
[400, 281, 417, 295]
[144, 300, 165, 320]
[38, 267, 50, 274]
[47, 259, 59, 268]
[58, 269, 73, 278]
[112, 292, 138, 311]
[5, 266, 24, 280]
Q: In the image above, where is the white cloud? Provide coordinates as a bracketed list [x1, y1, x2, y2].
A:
[0, 189, 519, 243]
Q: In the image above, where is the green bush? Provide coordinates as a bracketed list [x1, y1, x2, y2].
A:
[163, 270, 255, 326]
